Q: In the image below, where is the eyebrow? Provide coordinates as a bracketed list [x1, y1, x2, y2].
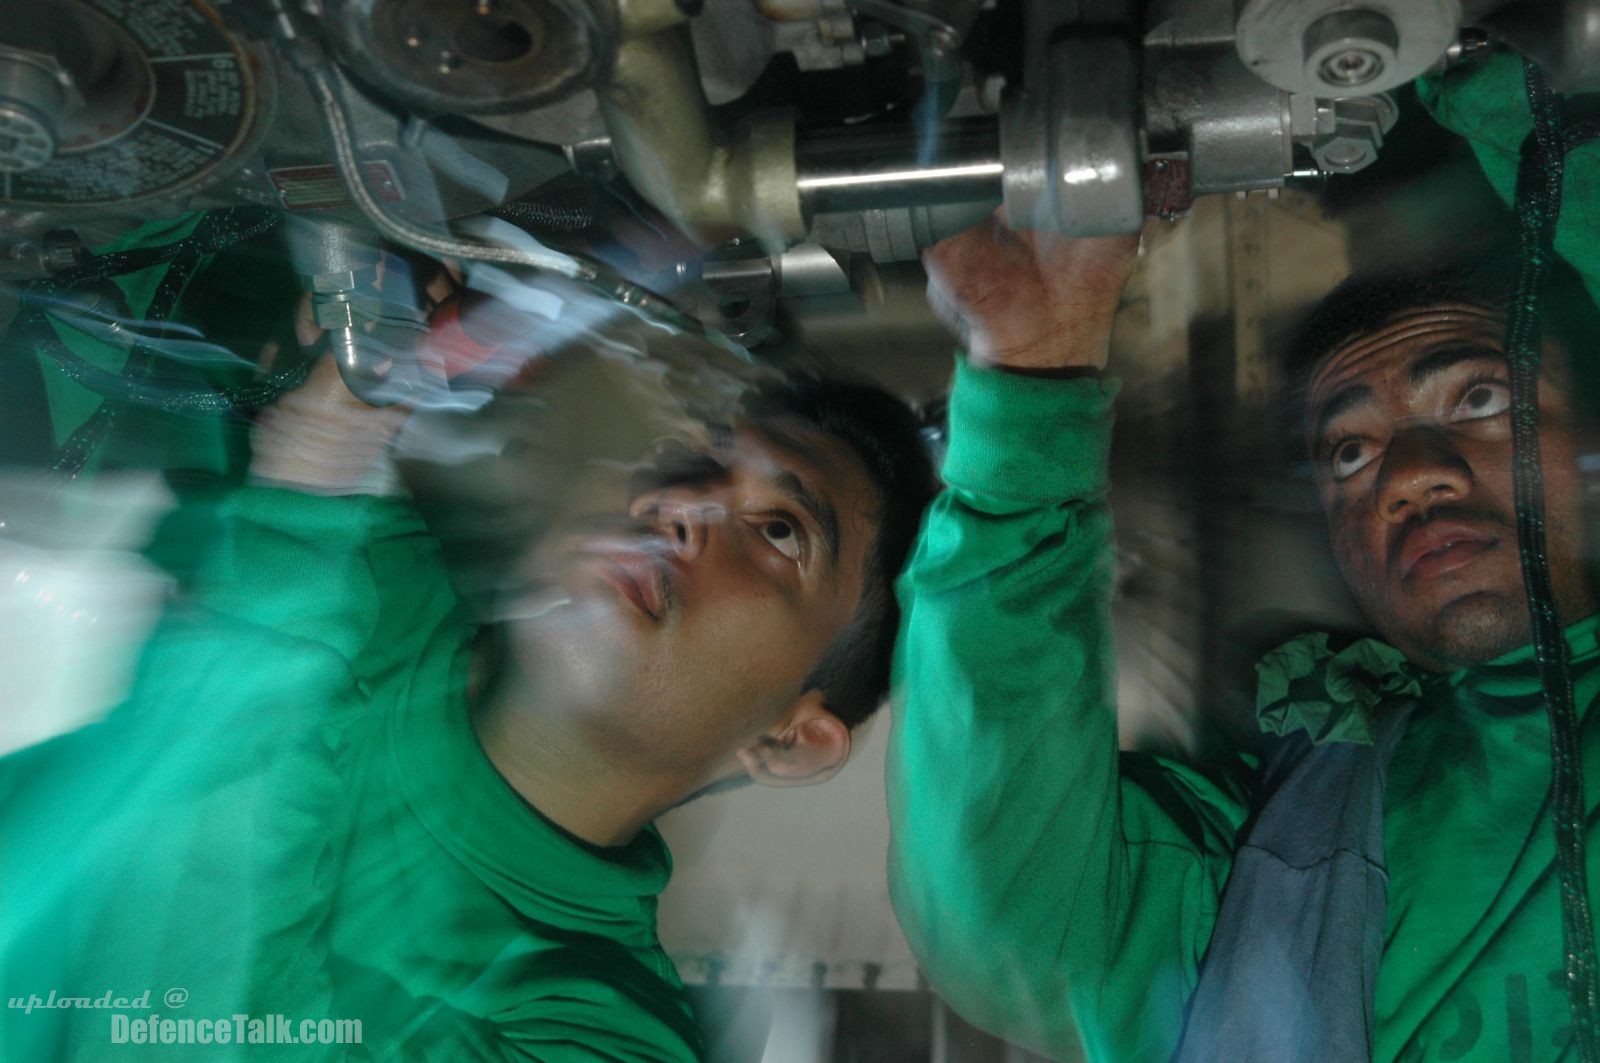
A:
[770, 468, 841, 571]
[1312, 384, 1376, 443]
[1311, 345, 1507, 443]
[1407, 344, 1504, 386]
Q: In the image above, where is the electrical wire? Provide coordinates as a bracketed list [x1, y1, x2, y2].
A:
[1507, 59, 1600, 1062]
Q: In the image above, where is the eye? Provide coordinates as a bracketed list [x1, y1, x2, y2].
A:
[757, 516, 803, 562]
[1451, 378, 1511, 422]
[1329, 437, 1380, 480]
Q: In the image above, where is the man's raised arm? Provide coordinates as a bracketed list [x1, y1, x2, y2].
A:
[886, 217, 1255, 1061]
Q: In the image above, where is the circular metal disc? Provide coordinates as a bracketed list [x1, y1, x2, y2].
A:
[323, 0, 610, 116]
[0, 0, 260, 208]
[1235, 0, 1462, 97]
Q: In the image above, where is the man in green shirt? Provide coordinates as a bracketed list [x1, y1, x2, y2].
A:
[0, 289, 937, 1059]
[887, 174, 1599, 1063]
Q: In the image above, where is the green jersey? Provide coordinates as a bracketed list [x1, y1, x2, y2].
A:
[887, 358, 1599, 1061]
[0, 487, 705, 1061]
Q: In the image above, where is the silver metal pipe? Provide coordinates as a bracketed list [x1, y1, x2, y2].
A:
[794, 118, 1002, 215]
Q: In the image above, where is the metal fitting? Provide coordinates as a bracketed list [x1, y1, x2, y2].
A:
[0, 227, 85, 280]
[599, 13, 805, 246]
[0, 46, 73, 173]
[39, 229, 85, 272]
[1437, 27, 1491, 70]
[1302, 92, 1397, 174]
[810, 200, 992, 262]
[1000, 35, 1143, 235]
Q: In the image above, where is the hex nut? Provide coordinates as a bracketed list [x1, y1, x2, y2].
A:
[311, 297, 358, 331]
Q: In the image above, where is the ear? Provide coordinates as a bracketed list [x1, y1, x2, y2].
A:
[734, 691, 851, 789]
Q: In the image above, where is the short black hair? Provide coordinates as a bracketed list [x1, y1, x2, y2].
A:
[738, 375, 940, 729]
[1283, 255, 1600, 449]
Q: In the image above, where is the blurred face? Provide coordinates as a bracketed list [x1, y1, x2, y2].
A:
[1307, 303, 1595, 672]
[514, 421, 879, 773]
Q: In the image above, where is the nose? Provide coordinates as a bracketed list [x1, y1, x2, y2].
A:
[1374, 424, 1474, 524]
[629, 495, 715, 563]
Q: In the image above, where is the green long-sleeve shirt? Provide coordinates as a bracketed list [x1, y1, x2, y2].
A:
[0, 487, 704, 1061]
[887, 358, 1600, 1062]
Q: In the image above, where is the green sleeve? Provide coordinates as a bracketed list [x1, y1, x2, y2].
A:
[0, 486, 455, 1060]
[164, 485, 455, 677]
[886, 358, 1255, 1062]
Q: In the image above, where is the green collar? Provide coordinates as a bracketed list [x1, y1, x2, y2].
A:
[1255, 613, 1600, 746]
[384, 620, 673, 935]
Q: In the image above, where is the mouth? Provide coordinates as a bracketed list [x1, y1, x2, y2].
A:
[589, 551, 667, 621]
[1398, 520, 1501, 582]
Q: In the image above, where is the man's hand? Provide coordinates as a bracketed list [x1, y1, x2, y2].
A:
[250, 355, 413, 493]
[251, 251, 458, 494]
[923, 213, 1140, 373]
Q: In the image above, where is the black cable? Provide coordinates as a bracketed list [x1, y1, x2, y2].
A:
[38, 208, 282, 292]
[1506, 59, 1600, 1061]
[31, 328, 312, 414]
[12, 208, 299, 481]
[490, 201, 599, 233]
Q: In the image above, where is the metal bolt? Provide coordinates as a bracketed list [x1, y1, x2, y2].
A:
[859, 21, 894, 58]
[1440, 27, 1491, 68]
[1319, 138, 1373, 169]
[1321, 47, 1383, 87]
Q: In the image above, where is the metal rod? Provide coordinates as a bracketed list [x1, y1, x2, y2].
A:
[795, 117, 1002, 214]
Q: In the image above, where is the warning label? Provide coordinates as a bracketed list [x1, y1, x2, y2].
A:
[268, 163, 406, 211]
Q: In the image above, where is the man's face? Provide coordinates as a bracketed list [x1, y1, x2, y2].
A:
[516, 420, 879, 775]
[1307, 303, 1595, 672]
